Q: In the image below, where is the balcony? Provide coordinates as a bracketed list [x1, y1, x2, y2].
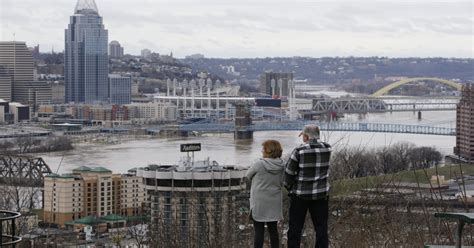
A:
[0, 210, 22, 247]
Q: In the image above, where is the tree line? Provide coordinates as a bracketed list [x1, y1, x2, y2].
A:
[0, 136, 73, 154]
[331, 142, 442, 180]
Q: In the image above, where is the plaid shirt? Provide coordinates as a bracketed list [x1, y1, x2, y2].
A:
[283, 139, 331, 200]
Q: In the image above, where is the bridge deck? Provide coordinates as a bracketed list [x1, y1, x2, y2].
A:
[160, 121, 455, 136]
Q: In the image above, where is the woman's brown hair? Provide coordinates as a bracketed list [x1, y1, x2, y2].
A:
[262, 140, 283, 158]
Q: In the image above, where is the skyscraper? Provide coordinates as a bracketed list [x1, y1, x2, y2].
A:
[109, 40, 124, 58]
[455, 84, 474, 162]
[0, 42, 51, 105]
[0, 42, 34, 82]
[65, 0, 108, 103]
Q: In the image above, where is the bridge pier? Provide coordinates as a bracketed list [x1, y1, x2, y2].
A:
[234, 130, 253, 139]
[234, 102, 253, 140]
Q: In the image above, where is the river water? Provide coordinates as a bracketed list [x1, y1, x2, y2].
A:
[41, 109, 456, 174]
[40, 86, 456, 173]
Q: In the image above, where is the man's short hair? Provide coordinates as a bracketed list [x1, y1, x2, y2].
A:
[301, 124, 320, 139]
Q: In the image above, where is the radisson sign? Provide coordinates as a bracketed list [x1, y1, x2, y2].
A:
[180, 143, 201, 152]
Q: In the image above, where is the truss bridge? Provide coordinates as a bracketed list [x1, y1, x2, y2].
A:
[0, 155, 52, 187]
[307, 97, 459, 115]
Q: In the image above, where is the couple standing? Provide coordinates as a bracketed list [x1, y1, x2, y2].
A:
[246, 124, 331, 248]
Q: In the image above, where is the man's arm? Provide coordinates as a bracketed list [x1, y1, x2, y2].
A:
[283, 149, 299, 190]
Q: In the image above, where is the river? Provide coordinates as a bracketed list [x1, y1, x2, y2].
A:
[41, 85, 456, 173]
[40, 110, 455, 173]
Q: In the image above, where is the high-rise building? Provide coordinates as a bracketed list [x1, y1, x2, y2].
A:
[0, 42, 35, 82]
[260, 72, 294, 98]
[65, 0, 108, 103]
[43, 166, 146, 228]
[0, 66, 12, 101]
[0, 42, 52, 106]
[136, 159, 249, 247]
[108, 74, 131, 104]
[109, 40, 124, 58]
[455, 84, 474, 162]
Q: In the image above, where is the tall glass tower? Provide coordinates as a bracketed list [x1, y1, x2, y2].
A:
[65, 0, 108, 103]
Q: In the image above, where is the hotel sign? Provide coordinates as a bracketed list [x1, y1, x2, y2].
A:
[180, 143, 201, 152]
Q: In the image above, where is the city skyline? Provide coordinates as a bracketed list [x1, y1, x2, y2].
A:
[0, 0, 473, 58]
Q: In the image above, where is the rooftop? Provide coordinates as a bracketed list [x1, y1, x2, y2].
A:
[74, 0, 99, 15]
[140, 157, 245, 173]
[72, 166, 112, 173]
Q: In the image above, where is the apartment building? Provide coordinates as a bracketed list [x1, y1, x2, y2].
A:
[43, 166, 146, 228]
[455, 84, 474, 162]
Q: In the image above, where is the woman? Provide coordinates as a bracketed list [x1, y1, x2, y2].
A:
[246, 140, 285, 248]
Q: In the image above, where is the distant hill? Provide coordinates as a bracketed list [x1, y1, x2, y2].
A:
[181, 57, 474, 84]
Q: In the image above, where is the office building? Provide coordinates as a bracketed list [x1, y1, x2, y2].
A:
[109, 40, 124, 58]
[0, 42, 35, 82]
[260, 72, 293, 97]
[136, 159, 249, 247]
[0, 67, 12, 101]
[109, 74, 131, 104]
[65, 0, 108, 103]
[0, 42, 37, 103]
[455, 84, 474, 162]
[43, 166, 145, 228]
[12, 81, 52, 105]
[141, 49, 151, 59]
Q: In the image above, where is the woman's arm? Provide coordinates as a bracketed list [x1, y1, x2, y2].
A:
[245, 160, 259, 181]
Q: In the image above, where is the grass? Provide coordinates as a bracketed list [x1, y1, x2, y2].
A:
[332, 163, 474, 196]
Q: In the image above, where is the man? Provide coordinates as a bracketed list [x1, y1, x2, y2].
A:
[284, 124, 331, 248]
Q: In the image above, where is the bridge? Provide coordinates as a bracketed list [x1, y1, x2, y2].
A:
[371, 77, 463, 97]
[158, 121, 455, 136]
[307, 96, 459, 115]
[0, 155, 52, 187]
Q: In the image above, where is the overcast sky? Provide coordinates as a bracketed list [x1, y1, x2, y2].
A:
[1, 0, 473, 58]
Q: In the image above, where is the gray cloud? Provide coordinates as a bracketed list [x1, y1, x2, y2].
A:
[0, 0, 472, 57]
